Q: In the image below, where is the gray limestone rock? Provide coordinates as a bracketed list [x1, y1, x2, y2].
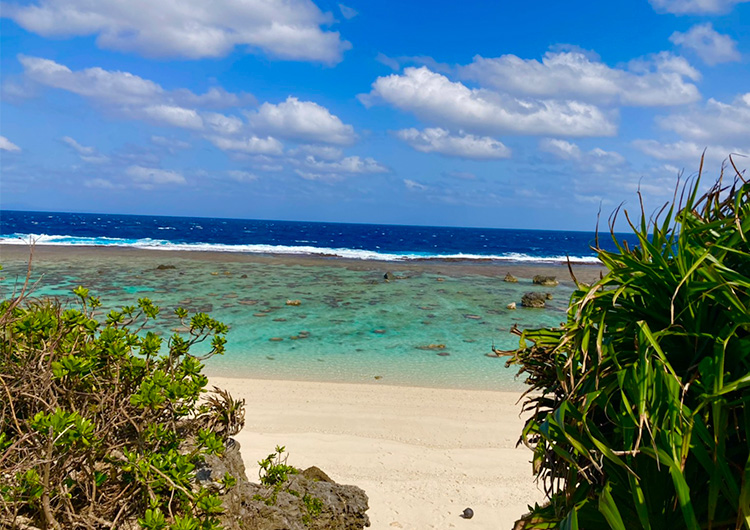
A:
[198, 440, 370, 530]
[532, 275, 559, 287]
[521, 292, 547, 308]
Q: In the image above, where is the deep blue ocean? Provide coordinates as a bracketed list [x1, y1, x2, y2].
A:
[0, 210, 628, 263]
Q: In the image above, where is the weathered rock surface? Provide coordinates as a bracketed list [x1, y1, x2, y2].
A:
[383, 271, 396, 281]
[503, 272, 518, 283]
[198, 439, 370, 530]
[532, 275, 559, 287]
[521, 292, 547, 308]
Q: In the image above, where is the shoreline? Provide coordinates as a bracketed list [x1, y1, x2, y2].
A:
[0, 243, 607, 284]
[213, 376, 542, 529]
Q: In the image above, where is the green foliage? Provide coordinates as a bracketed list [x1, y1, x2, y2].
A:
[301, 493, 324, 526]
[0, 284, 246, 529]
[258, 445, 298, 487]
[507, 160, 750, 529]
[252, 446, 300, 508]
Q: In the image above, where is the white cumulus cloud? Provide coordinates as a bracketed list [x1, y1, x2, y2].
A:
[539, 138, 582, 160]
[19, 55, 162, 106]
[0, 136, 21, 152]
[396, 128, 511, 159]
[207, 135, 284, 155]
[649, 0, 748, 14]
[3, 0, 351, 63]
[250, 97, 356, 145]
[658, 92, 750, 143]
[670, 23, 741, 65]
[460, 51, 701, 106]
[142, 105, 203, 129]
[204, 113, 244, 135]
[361, 66, 616, 137]
[635, 93, 750, 168]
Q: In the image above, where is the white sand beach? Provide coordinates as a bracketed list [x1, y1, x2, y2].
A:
[211, 377, 544, 529]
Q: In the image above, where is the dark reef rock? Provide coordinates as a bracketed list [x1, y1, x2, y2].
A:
[198, 440, 370, 530]
[521, 292, 547, 308]
[155, 264, 177, 270]
[383, 271, 396, 281]
[503, 272, 518, 283]
[532, 275, 559, 287]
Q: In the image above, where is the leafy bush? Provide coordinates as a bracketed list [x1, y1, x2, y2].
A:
[507, 159, 750, 529]
[0, 281, 246, 529]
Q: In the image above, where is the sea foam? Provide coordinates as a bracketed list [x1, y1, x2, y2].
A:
[0, 233, 602, 264]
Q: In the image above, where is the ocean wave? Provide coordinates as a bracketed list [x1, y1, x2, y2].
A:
[0, 233, 602, 264]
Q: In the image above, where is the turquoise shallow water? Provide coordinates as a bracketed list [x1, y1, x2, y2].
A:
[0, 250, 574, 390]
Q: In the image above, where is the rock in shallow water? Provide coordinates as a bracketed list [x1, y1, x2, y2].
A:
[521, 292, 547, 308]
[533, 275, 559, 287]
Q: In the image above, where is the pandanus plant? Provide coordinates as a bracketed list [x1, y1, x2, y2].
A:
[507, 156, 750, 530]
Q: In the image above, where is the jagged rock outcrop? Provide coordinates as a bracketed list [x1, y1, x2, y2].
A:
[198, 440, 370, 530]
[503, 272, 518, 283]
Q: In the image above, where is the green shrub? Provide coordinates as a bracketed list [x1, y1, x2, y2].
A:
[507, 160, 750, 529]
[258, 445, 298, 487]
[0, 282, 245, 529]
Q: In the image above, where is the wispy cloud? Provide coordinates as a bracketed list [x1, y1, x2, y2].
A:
[670, 23, 741, 65]
[0, 136, 21, 152]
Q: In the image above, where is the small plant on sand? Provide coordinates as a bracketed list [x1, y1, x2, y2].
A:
[505, 157, 750, 529]
[0, 278, 246, 529]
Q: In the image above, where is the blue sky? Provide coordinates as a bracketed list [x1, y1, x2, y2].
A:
[1, 0, 748, 230]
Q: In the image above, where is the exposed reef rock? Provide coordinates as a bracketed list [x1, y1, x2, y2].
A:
[503, 273, 518, 283]
[198, 440, 370, 530]
[521, 292, 547, 308]
[532, 275, 559, 287]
